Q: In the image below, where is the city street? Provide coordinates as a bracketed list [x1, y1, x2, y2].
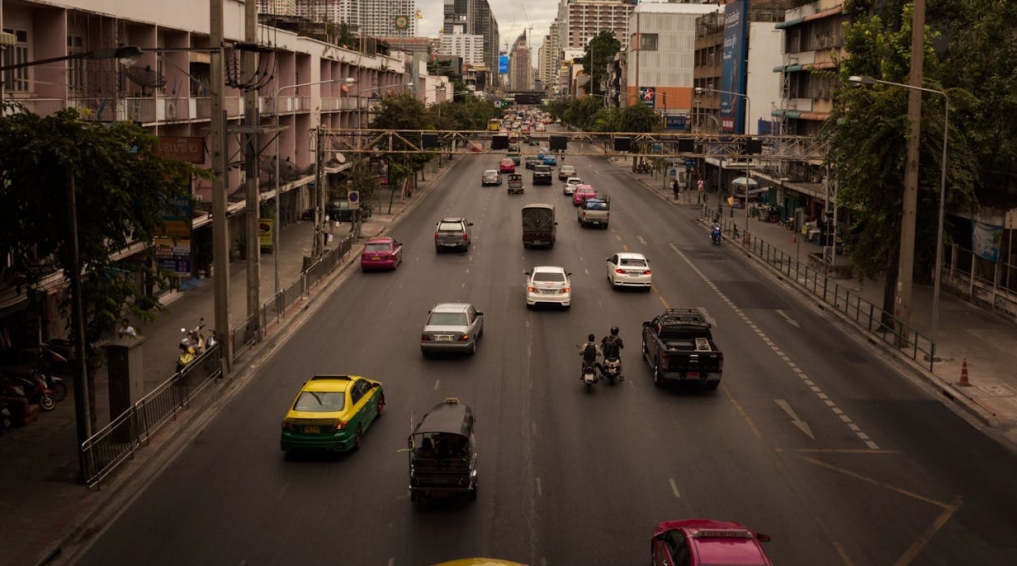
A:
[63, 151, 1017, 566]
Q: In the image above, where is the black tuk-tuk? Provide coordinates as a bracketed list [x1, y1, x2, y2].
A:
[408, 397, 478, 503]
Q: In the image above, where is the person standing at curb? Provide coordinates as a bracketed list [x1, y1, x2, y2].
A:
[672, 179, 680, 201]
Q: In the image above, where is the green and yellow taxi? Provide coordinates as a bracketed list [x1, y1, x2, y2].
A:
[280, 374, 384, 454]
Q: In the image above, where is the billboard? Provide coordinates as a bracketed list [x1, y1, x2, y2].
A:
[638, 86, 656, 109]
[499, 55, 509, 74]
[721, 0, 748, 134]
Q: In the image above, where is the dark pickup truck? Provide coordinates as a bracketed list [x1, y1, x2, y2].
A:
[641, 309, 723, 389]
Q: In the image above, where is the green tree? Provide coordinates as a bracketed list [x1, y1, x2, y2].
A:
[825, 1, 978, 324]
[367, 93, 432, 212]
[0, 106, 202, 417]
[580, 31, 621, 97]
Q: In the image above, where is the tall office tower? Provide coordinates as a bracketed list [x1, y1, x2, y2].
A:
[291, 0, 350, 24]
[440, 30, 486, 65]
[442, 0, 499, 88]
[509, 31, 532, 90]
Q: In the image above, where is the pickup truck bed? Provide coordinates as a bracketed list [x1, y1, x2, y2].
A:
[641, 309, 723, 389]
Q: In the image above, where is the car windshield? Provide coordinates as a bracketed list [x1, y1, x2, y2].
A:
[365, 243, 390, 252]
[428, 312, 469, 326]
[535, 166, 551, 172]
[437, 222, 464, 232]
[292, 391, 346, 412]
[329, 201, 349, 209]
[620, 258, 647, 267]
[568, 178, 582, 185]
[533, 271, 565, 283]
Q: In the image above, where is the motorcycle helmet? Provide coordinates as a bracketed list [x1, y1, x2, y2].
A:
[610, 326, 619, 336]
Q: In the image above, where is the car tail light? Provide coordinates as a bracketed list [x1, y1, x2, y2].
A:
[331, 421, 348, 431]
[281, 419, 296, 431]
[561, 287, 570, 293]
[434, 233, 439, 240]
[643, 270, 652, 275]
[463, 233, 468, 240]
[615, 269, 626, 274]
[458, 334, 470, 342]
[421, 335, 431, 341]
[662, 357, 670, 371]
[527, 286, 536, 293]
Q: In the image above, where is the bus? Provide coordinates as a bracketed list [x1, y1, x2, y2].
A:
[488, 118, 502, 132]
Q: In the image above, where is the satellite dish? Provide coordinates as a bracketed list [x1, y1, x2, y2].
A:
[335, 153, 347, 164]
[124, 65, 167, 96]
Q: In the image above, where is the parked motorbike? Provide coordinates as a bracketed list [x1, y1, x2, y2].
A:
[30, 351, 68, 402]
[600, 357, 622, 385]
[177, 318, 216, 373]
[39, 339, 75, 376]
[711, 225, 722, 245]
[0, 371, 56, 411]
[0, 399, 11, 435]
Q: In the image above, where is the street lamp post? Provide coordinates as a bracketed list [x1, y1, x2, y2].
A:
[695, 87, 752, 245]
[849, 75, 949, 360]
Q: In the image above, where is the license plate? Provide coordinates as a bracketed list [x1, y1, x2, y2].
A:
[371, 255, 380, 260]
[304, 425, 320, 434]
[686, 372, 700, 378]
[533, 241, 542, 245]
[436, 335, 453, 342]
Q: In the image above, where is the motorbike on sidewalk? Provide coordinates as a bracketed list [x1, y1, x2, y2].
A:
[177, 317, 217, 373]
[600, 357, 622, 385]
[0, 370, 56, 411]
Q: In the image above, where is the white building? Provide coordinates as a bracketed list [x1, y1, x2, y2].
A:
[357, 0, 416, 37]
[440, 31, 485, 65]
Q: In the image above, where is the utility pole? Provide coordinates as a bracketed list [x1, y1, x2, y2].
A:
[210, 0, 232, 370]
[311, 127, 325, 256]
[243, 0, 261, 339]
[895, 0, 926, 345]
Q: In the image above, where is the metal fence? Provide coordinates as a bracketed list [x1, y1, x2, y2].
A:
[700, 208, 935, 370]
[80, 235, 356, 488]
[944, 245, 1017, 321]
[80, 344, 223, 488]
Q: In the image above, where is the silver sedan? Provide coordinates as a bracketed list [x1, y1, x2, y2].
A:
[420, 303, 484, 356]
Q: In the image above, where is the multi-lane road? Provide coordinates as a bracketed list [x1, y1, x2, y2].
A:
[70, 148, 1017, 566]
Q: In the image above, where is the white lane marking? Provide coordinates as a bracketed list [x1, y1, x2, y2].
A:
[466, 268, 470, 273]
[584, 268, 589, 275]
[775, 399, 815, 440]
[668, 242, 880, 450]
[637, 235, 647, 245]
[698, 307, 718, 328]
[776, 309, 801, 328]
[462, 282, 466, 288]
[668, 478, 682, 499]
[277, 483, 289, 501]
[536, 477, 542, 497]
[387, 559, 395, 566]
[434, 379, 440, 390]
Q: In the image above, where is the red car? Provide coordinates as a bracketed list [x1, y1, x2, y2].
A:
[572, 185, 597, 206]
[499, 157, 516, 173]
[651, 519, 773, 566]
[360, 237, 403, 271]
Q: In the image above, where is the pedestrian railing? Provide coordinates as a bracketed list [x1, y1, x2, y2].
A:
[945, 245, 1017, 321]
[81, 344, 223, 488]
[699, 208, 935, 370]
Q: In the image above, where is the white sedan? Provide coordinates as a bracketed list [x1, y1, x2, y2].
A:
[525, 266, 572, 308]
[563, 177, 583, 195]
[607, 252, 652, 290]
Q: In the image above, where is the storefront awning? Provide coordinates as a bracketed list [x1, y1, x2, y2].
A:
[775, 17, 804, 30]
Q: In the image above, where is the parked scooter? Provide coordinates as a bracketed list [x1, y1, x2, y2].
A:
[0, 399, 12, 435]
[0, 371, 56, 411]
[39, 339, 75, 376]
[31, 350, 68, 402]
[177, 318, 216, 373]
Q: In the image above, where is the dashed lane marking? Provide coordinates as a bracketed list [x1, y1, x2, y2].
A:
[434, 379, 440, 390]
[668, 243, 880, 450]
[637, 235, 647, 245]
[668, 478, 681, 499]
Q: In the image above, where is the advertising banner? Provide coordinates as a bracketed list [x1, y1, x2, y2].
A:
[370, 156, 390, 186]
[972, 220, 1002, 262]
[721, 0, 748, 134]
[639, 86, 656, 108]
[499, 55, 509, 74]
[259, 219, 274, 252]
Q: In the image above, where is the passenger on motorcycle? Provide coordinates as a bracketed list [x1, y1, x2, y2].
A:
[601, 326, 625, 380]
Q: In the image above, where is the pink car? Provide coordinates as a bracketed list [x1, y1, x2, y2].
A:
[360, 237, 403, 271]
[651, 519, 773, 566]
[572, 185, 597, 206]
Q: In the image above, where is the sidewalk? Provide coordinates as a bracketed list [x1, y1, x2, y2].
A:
[622, 160, 1017, 445]
[0, 158, 458, 566]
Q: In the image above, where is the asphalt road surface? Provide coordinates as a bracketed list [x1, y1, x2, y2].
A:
[69, 148, 1017, 566]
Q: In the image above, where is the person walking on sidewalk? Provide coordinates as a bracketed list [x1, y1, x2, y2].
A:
[672, 179, 680, 201]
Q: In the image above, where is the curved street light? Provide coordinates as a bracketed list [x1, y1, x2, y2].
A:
[849, 75, 949, 361]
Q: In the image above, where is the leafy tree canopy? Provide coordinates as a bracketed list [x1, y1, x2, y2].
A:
[580, 31, 621, 97]
[0, 107, 204, 358]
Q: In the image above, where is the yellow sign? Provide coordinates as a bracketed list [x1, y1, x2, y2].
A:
[259, 219, 274, 252]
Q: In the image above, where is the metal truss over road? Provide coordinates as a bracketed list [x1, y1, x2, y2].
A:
[326, 128, 829, 162]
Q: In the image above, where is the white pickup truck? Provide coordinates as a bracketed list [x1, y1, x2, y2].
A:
[577, 197, 610, 228]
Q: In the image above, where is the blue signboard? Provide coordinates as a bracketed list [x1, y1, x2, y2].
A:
[665, 115, 687, 130]
[499, 55, 509, 74]
[721, 0, 748, 134]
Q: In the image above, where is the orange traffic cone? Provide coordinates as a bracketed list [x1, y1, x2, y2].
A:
[957, 358, 971, 386]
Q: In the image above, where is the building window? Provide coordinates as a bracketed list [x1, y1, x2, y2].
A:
[2, 28, 30, 93]
[637, 33, 657, 51]
[67, 35, 85, 93]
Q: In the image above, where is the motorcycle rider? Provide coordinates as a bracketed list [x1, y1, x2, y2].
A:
[712, 222, 722, 244]
[601, 326, 625, 380]
[579, 333, 601, 376]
